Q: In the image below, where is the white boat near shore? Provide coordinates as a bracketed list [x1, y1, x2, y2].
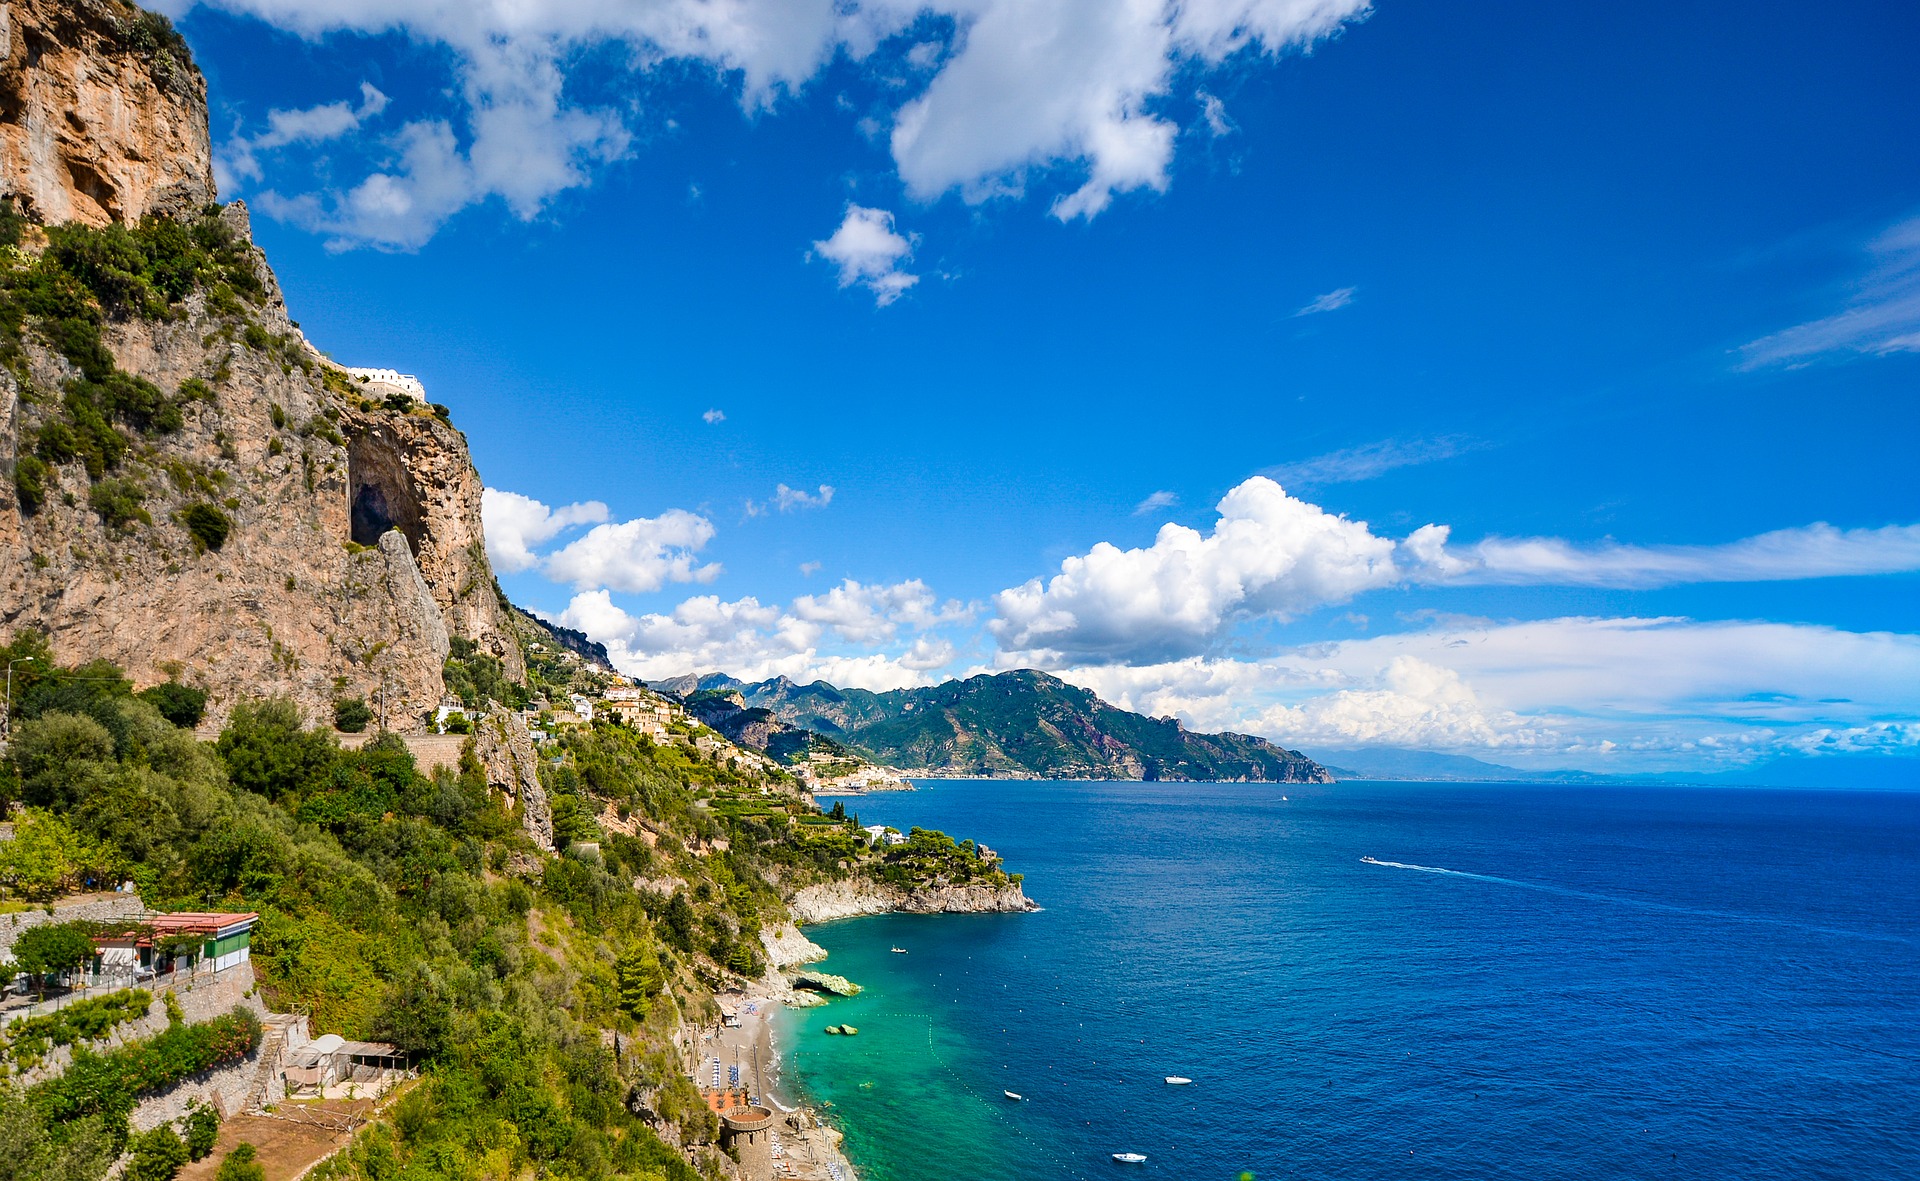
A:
[1164, 1076, 1191, 1085]
[1112, 1152, 1148, 1164]
[1004, 1090, 1022, 1101]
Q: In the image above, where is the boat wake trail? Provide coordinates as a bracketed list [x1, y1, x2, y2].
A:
[1358, 857, 1913, 945]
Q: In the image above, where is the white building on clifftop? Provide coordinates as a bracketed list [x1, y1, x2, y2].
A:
[344, 367, 427, 402]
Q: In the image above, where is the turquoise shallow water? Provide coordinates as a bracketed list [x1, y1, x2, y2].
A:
[774, 779, 1920, 1181]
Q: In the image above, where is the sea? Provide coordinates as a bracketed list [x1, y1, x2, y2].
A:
[770, 779, 1920, 1181]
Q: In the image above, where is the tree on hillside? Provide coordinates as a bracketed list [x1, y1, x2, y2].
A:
[11, 712, 115, 809]
[0, 810, 122, 901]
[0, 1084, 113, 1181]
[13, 922, 97, 999]
[215, 698, 337, 800]
[137, 682, 207, 729]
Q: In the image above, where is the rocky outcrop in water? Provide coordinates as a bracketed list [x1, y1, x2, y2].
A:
[791, 971, 861, 997]
[787, 877, 1037, 924]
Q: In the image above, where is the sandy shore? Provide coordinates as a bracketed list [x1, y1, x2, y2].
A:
[700, 991, 860, 1181]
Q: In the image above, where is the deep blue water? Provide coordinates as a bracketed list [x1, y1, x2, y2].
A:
[774, 780, 1920, 1181]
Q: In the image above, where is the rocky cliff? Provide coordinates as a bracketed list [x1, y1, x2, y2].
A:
[786, 877, 1038, 924]
[0, 11, 521, 729]
[0, 0, 213, 227]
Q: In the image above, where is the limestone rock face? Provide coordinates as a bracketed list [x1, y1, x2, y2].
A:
[474, 705, 554, 849]
[785, 878, 1037, 924]
[0, 0, 215, 226]
[0, 6, 523, 730]
[0, 272, 514, 726]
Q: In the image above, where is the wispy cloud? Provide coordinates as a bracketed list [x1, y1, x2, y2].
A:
[776, 484, 836, 513]
[1738, 213, 1920, 368]
[1133, 490, 1179, 515]
[218, 81, 388, 190]
[702, 408, 726, 424]
[1294, 286, 1356, 317]
[1414, 522, 1920, 589]
[1264, 436, 1480, 489]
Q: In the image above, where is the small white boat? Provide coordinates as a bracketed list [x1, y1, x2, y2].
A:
[890, 947, 908, 954]
[1112, 1153, 1148, 1164]
[1003, 1090, 1022, 1101]
[1164, 1076, 1191, 1085]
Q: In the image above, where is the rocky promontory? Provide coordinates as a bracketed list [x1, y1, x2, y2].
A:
[787, 877, 1038, 924]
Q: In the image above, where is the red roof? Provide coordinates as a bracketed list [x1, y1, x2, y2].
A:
[146, 912, 260, 935]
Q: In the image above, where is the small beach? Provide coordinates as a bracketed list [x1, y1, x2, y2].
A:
[699, 983, 863, 1181]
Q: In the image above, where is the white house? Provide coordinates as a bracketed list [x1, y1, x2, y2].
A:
[569, 693, 596, 721]
[344, 367, 428, 402]
[862, 825, 907, 848]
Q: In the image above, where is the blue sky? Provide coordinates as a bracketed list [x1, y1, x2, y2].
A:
[161, 0, 1920, 771]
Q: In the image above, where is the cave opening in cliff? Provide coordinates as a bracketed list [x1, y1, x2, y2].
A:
[348, 432, 427, 555]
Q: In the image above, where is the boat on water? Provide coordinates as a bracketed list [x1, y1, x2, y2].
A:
[1112, 1153, 1148, 1164]
[1164, 1076, 1192, 1085]
[1004, 1090, 1023, 1101]
[1360, 856, 1383, 864]
[890, 947, 908, 953]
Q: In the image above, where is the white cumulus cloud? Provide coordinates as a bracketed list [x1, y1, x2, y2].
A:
[553, 578, 968, 690]
[992, 475, 1920, 664]
[812, 207, 918, 306]
[993, 476, 1400, 662]
[179, 0, 1372, 248]
[481, 488, 609, 573]
[543, 510, 721, 593]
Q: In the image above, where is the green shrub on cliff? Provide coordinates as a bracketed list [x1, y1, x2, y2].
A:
[13, 453, 49, 511]
[179, 501, 231, 552]
[87, 478, 150, 530]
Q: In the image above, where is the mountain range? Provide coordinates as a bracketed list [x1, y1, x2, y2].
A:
[652, 669, 1333, 783]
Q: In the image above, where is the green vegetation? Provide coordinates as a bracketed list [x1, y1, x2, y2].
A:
[0, 634, 1015, 1181]
[183, 1100, 221, 1160]
[179, 502, 231, 552]
[125, 1123, 189, 1181]
[734, 668, 1329, 782]
[214, 1143, 266, 1181]
[30, 1006, 260, 1150]
[443, 636, 526, 711]
[137, 682, 207, 729]
[87, 477, 150, 530]
[0, 199, 297, 539]
[0, 989, 151, 1069]
[868, 827, 1011, 890]
[331, 695, 372, 733]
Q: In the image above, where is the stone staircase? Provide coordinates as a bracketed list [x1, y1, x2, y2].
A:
[243, 1015, 298, 1112]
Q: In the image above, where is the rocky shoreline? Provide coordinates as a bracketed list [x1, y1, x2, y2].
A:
[731, 878, 1036, 1180]
[786, 878, 1038, 924]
